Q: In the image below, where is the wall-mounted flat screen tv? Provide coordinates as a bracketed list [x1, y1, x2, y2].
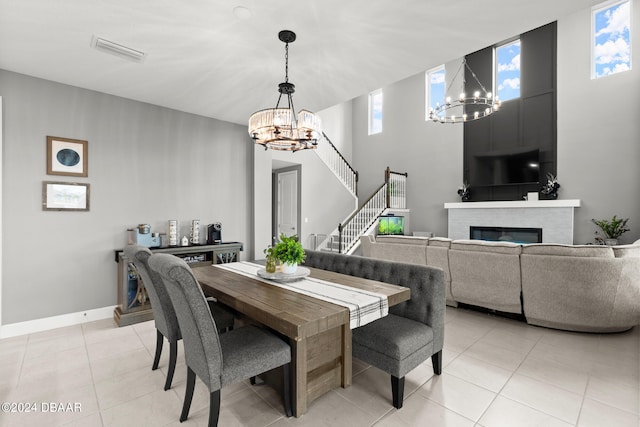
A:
[473, 148, 540, 186]
[378, 215, 405, 235]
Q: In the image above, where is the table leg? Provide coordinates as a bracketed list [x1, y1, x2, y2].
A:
[290, 337, 307, 417]
[341, 324, 352, 388]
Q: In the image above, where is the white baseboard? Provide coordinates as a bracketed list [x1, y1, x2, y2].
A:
[0, 305, 116, 339]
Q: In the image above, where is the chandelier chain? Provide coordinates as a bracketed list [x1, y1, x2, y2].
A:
[284, 42, 289, 83]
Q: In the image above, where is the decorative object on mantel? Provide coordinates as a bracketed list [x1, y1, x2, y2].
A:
[428, 59, 501, 124]
[457, 182, 470, 201]
[248, 30, 322, 151]
[272, 233, 306, 274]
[540, 173, 560, 199]
[592, 215, 630, 246]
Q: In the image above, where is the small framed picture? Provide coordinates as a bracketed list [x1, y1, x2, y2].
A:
[42, 181, 90, 211]
[47, 136, 88, 177]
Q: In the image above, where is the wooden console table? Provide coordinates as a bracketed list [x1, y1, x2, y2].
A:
[113, 242, 243, 326]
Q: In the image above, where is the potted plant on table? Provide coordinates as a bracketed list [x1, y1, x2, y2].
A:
[592, 215, 630, 246]
[273, 233, 306, 274]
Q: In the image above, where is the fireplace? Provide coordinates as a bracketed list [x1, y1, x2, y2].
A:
[470, 226, 542, 244]
[445, 199, 580, 244]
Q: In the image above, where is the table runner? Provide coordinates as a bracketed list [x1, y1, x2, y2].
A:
[214, 261, 388, 329]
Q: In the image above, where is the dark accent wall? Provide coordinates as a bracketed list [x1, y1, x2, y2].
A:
[464, 22, 557, 201]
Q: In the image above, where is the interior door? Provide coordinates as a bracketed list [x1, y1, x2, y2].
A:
[277, 170, 298, 239]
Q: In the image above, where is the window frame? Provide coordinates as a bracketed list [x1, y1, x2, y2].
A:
[495, 38, 521, 103]
[368, 89, 383, 135]
[591, 0, 632, 79]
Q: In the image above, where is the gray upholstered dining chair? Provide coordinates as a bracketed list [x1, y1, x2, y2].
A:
[148, 253, 292, 426]
[302, 249, 445, 409]
[124, 245, 235, 391]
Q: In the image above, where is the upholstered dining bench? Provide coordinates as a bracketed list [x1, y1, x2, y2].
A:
[302, 250, 446, 409]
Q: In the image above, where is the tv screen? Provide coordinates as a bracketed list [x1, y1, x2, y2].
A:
[378, 216, 405, 235]
[474, 149, 539, 185]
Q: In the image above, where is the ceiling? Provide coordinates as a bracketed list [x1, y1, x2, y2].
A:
[0, 0, 599, 126]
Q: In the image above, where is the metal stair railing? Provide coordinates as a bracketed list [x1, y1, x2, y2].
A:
[315, 132, 358, 196]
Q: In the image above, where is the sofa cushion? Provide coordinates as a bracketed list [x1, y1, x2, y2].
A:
[612, 244, 640, 258]
[352, 314, 434, 377]
[450, 239, 522, 255]
[522, 243, 615, 258]
[428, 237, 452, 248]
[376, 235, 429, 246]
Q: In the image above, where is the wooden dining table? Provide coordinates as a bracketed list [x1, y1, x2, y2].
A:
[191, 263, 410, 417]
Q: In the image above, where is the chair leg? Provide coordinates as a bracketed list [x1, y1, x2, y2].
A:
[164, 341, 178, 390]
[432, 350, 443, 375]
[208, 390, 221, 427]
[180, 367, 196, 422]
[152, 330, 163, 370]
[250, 376, 256, 385]
[391, 375, 405, 409]
[282, 363, 292, 417]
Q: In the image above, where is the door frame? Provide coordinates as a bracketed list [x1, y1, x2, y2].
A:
[272, 165, 301, 246]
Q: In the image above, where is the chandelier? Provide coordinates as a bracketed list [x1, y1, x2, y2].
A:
[248, 30, 321, 151]
[429, 58, 501, 124]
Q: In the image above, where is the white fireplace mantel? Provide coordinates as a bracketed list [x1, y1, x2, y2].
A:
[444, 199, 581, 210]
[444, 199, 581, 244]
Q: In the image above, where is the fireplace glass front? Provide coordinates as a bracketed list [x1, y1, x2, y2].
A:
[470, 226, 542, 244]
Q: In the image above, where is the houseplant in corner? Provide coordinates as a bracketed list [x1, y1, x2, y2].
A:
[273, 233, 306, 274]
[592, 215, 630, 246]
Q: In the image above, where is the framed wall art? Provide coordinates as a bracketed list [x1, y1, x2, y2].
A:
[46, 136, 88, 177]
[42, 181, 90, 211]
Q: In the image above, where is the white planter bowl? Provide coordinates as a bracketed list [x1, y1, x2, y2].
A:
[281, 262, 298, 274]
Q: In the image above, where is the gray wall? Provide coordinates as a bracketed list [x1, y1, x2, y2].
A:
[557, 3, 640, 244]
[350, 4, 640, 244]
[0, 70, 253, 324]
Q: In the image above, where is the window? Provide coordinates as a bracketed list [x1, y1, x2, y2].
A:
[592, 0, 631, 79]
[368, 89, 383, 134]
[426, 66, 445, 121]
[496, 40, 521, 102]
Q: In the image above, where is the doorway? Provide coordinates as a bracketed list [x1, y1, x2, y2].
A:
[273, 165, 301, 246]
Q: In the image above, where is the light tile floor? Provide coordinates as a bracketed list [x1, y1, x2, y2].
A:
[0, 307, 638, 427]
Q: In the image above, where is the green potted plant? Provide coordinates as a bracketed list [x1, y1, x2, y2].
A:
[592, 215, 630, 246]
[273, 233, 306, 274]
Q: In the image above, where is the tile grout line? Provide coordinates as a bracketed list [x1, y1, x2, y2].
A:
[81, 322, 107, 427]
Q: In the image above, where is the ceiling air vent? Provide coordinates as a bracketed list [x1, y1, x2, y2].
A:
[90, 35, 147, 63]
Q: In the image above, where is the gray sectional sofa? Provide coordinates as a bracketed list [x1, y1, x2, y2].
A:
[360, 235, 640, 333]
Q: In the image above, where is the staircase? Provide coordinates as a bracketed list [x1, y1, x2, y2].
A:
[315, 132, 358, 197]
[317, 168, 408, 254]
